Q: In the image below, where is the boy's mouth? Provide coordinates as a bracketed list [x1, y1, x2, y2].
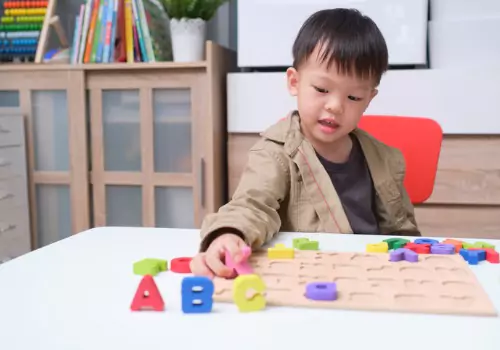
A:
[318, 118, 339, 129]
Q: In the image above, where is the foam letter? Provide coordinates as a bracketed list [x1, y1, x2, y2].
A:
[430, 243, 455, 255]
[459, 249, 485, 265]
[181, 276, 214, 313]
[130, 275, 164, 311]
[268, 243, 294, 259]
[383, 238, 410, 250]
[389, 248, 418, 262]
[225, 246, 253, 276]
[366, 242, 389, 253]
[442, 239, 463, 253]
[414, 238, 439, 245]
[233, 274, 266, 312]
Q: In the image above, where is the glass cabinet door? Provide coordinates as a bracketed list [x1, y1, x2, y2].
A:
[102, 90, 143, 227]
[0, 70, 89, 249]
[89, 72, 203, 229]
[31, 90, 72, 246]
[153, 88, 195, 228]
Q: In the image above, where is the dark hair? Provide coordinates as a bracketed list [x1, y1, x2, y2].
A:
[292, 8, 389, 84]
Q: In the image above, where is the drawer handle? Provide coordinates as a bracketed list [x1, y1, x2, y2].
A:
[0, 158, 10, 167]
[0, 192, 13, 201]
[0, 125, 9, 133]
[0, 222, 16, 233]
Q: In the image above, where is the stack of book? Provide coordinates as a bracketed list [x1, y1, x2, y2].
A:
[70, 0, 157, 64]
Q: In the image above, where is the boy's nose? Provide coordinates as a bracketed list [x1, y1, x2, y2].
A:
[325, 97, 344, 116]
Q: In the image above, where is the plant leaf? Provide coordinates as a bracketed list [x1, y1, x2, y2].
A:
[159, 0, 229, 20]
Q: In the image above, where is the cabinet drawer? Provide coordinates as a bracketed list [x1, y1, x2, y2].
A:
[0, 206, 31, 261]
[0, 177, 29, 214]
[237, 0, 429, 67]
[0, 115, 24, 148]
[0, 144, 27, 180]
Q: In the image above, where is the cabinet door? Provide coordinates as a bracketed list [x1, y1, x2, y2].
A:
[88, 71, 205, 228]
[0, 71, 89, 249]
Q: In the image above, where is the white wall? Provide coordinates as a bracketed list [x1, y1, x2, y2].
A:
[237, 0, 429, 67]
[228, 0, 500, 135]
[429, 0, 500, 69]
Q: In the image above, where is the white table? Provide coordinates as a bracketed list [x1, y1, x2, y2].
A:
[1, 227, 499, 350]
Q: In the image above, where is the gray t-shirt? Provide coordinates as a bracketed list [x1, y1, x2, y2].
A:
[316, 135, 379, 234]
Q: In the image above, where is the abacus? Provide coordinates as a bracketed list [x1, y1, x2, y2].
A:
[0, 1, 48, 62]
[0, 0, 68, 63]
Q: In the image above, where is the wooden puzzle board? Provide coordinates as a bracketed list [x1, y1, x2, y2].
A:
[213, 250, 498, 317]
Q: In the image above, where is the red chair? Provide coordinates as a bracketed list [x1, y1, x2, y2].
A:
[357, 115, 443, 204]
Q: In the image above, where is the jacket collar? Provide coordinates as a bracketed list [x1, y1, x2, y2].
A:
[261, 111, 393, 233]
[261, 111, 303, 156]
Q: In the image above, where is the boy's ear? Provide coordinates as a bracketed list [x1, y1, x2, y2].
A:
[286, 67, 299, 96]
[370, 88, 378, 100]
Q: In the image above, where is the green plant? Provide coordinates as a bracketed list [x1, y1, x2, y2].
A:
[159, 0, 229, 21]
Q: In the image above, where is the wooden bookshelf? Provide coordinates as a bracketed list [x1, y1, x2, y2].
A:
[0, 41, 236, 250]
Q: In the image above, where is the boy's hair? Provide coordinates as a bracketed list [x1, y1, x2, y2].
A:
[292, 8, 389, 85]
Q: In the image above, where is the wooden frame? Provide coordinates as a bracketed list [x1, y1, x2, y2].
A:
[88, 70, 205, 227]
[0, 41, 236, 248]
[35, 0, 69, 63]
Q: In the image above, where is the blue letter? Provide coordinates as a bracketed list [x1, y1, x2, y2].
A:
[181, 276, 214, 313]
[414, 238, 439, 245]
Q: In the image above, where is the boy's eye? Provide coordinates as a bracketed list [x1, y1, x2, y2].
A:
[313, 86, 329, 93]
[348, 95, 362, 102]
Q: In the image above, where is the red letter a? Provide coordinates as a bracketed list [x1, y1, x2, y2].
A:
[130, 275, 165, 311]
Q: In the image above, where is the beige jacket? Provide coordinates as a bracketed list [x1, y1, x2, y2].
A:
[200, 113, 420, 251]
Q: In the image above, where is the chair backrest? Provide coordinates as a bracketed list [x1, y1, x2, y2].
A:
[357, 115, 443, 204]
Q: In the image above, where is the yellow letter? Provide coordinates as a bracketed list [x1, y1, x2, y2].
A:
[366, 242, 389, 253]
[268, 243, 295, 259]
[232, 274, 266, 312]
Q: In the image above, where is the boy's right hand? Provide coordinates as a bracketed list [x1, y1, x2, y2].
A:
[190, 233, 248, 279]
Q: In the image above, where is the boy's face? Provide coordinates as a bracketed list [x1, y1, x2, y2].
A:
[286, 47, 378, 147]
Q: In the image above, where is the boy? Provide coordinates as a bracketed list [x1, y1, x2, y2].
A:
[191, 8, 420, 278]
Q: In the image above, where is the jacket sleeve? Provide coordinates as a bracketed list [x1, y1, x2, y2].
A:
[199, 141, 290, 252]
[393, 150, 421, 237]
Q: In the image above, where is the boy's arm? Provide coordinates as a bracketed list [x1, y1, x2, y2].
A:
[199, 142, 289, 251]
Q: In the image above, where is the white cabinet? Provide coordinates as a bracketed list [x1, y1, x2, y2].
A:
[227, 69, 500, 135]
[237, 0, 429, 67]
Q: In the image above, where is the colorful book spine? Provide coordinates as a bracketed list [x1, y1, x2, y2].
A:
[91, 0, 105, 62]
[101, 0, 115, 63]
[83, 0, 100, 63]
[124, 0, 134, 63]
[73, 5, 85, 63]
[107, 0, 119, 62]
[78, 0, 93, 64]
[131, 0, 147, 62]
[107, 0, 121, 62]
[132, 16, 140, 61]
[97, 0, 113, 63]
[70, 7, 84, 64]
[136, 0, 154, 62]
